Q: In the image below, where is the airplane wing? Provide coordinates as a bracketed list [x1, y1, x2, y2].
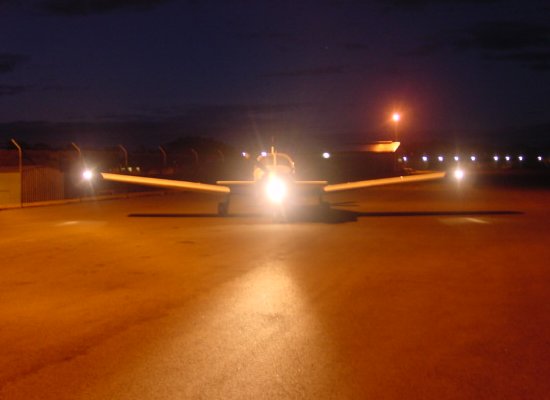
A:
[101, 173, 230, 194]
[295, 180, 329, 187]
[216, 180, 256, 186]
[218, 180, 328, 187]
[323, 171, 445, 193]
[101, 171, 444, 196]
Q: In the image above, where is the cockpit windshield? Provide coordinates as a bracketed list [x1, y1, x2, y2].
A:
[258, 153, 294, 168]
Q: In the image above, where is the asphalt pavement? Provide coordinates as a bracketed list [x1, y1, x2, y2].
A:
[0, 171, 549, 399]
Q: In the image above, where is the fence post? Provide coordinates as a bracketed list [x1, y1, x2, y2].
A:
[159, 145, 167, 167]
[10, 139, 22, 207]
[118, 145, 128, 169]
[71, 142, 82, 159]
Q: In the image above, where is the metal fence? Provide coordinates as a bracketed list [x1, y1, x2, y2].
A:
[21, 166, 64, 203]
[0, 144, 221, 207]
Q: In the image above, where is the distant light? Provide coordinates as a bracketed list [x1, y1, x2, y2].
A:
[241, 151, 249, 158]
[493, 155, 499, 162]
[322, 152, 331, 159]
[470, 155, 476, 162]
[392, 112, 401, 122]
[128, 167, 133, 172]
[422, 156, 428, 162]
[402, 156, 408, 162]
[505, 156, 511, 162]
[454, 168, 465, 181]
[438, 156, 444, 162]
[518, 156, 524, 162]
[454, 156, 460, 162]
[538, 156, 543, 162]
[260, 151, 267, 157]
[82, 170, 93, 181]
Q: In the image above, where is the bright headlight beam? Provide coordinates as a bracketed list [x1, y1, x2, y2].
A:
[265, 176, 287, 204]
[82, 170, 93, 181]
[454, 169, 465, 181]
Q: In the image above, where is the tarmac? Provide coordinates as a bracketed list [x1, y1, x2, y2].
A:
[0, 170, 548, 399]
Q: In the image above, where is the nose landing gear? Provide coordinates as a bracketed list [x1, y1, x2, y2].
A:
[217, 196, 230, 216]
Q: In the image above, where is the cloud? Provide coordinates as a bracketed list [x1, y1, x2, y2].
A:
[329, 0, 497, 7]
[130, 102, 308, 119]
[343, 42, 369, 51]
[85, 102, 311, 136]
[0, 53, 30, 74]
[491, 51, 550, 71]
[235, 31, 298, 53]
[452, 20, 550, 71]
[405, 20, 550, 72]
[0, 102, 312, 146]
[402, 40, 447, 57]
[452, 21, 550, 51]
[180, 103, 307, 116]
[38, 0, 173, 15]
[236, 31, 297, 41]
[373, 0, 497, 7]
[0, 85, 29, 96]
[261, 65, 349, 78]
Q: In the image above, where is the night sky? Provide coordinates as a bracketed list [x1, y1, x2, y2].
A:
[1, 0, 549, 149]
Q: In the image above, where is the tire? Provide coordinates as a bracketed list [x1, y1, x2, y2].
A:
[217, 202, 228, 216]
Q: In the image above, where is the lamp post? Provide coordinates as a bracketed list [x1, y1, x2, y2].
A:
[392, 112, 401, 142]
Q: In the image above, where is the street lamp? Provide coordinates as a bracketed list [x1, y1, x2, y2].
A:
[391, 112, 401, 142]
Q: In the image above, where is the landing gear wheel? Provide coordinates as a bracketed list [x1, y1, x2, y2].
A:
[217, 202, 229, 216]
[271, 207, 285, 223]
[319, 200, 330, 212]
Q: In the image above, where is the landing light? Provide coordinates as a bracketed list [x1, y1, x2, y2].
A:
[260, 151, 267, 157]
[505, 156, 511, 162]
[470, 155, 476, 162]
[265, 175, 288, 204]
[322, 152, 331, 159]
[454, 168, 465, 181]
[438, 156, 444, 162]
[518, 156, 524, 162]
[422, 156, 428, 162]
[538, 156, 543, 162]
[454, 156, 460, 162]
[82, 169, 93, 181]
[402, 156, 408, 162]
[493, 156, 499, 161]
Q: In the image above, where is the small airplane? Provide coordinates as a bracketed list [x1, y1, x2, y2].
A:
[87, 145, 454, 218]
